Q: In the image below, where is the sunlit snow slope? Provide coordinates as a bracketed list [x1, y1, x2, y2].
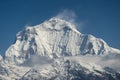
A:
[5, 17, 120, 64]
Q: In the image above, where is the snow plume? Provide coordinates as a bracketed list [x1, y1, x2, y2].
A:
[55, 9, 83, 31]
[56, 9, 77, 23]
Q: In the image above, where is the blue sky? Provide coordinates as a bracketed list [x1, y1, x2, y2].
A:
[0, 0, 120, 55]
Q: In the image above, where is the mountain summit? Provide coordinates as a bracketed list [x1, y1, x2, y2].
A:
[0, 17, 120, 80]
[5, 17, 120, 64]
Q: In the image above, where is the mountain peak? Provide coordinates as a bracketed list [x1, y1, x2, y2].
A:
[1, 17, 120, 80]
[4, 17, 120, 64]
[35, 17, 80, 34]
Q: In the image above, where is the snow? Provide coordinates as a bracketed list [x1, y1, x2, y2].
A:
[0, 55, 2, 61]
[0, 17, 120, 79]
[5, 17, 115, 65]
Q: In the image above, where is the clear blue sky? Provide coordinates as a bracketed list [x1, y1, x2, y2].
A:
[0, 0, 120, 55]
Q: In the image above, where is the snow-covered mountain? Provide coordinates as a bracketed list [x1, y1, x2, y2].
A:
[4, 17, 120, 64]
[0, 17, 120, 80]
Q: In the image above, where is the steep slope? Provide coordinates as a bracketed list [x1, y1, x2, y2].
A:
[5, 17, 120, 64]
[0, 62, 30, 80]
[0, 17, 120, 80]
[0, 55, 2, 61]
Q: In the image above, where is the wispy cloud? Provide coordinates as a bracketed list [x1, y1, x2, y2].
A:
[21, 55, 53, 67]
[70, 53, 120, 72]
